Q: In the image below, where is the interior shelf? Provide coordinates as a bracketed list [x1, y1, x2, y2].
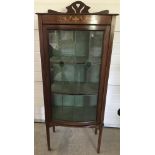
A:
[52, 106, 96, 121]
[50, 56, 101, 64]
[52, 81, 99, 95]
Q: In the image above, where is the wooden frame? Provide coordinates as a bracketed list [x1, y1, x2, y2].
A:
[36, 1, 118, 153]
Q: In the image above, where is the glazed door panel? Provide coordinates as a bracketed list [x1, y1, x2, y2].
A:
[43, 25, 107, 123]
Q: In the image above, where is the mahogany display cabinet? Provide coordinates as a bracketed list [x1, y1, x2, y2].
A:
[36, 1, 118, 153]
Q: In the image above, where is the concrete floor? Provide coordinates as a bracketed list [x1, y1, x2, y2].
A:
[34, 123, 120, 155]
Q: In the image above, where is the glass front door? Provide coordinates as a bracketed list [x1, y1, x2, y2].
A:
[48, 30, 104, 122]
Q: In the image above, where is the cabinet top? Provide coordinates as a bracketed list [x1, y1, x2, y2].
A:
[36, 1, 119, 16]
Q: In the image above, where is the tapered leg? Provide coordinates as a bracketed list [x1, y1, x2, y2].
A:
[97, 124, 103, 153]
[95, 128, 98, 134]
[46, 125, 51, 151]
[53, 126, 55, 132]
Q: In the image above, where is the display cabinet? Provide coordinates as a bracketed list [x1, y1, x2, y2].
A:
[36, 1, 118, 153]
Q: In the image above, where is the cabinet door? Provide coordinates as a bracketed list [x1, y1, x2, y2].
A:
[44, 26, 106, 122]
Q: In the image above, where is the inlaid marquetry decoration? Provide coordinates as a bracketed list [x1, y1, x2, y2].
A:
[57, 15, 90, 23]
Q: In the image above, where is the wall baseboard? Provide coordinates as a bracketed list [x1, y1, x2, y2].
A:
[34, 119, 45, 123]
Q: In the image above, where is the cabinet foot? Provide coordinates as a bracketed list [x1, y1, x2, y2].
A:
[97, 124, 103, 153]
[46, 125, 51, 151]
[53, 126, 55, 132]
[95, 128, 98, 134]
[48, 147, 52, 151]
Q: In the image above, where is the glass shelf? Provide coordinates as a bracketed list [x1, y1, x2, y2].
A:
[52, 106, 96, 122]
[50, 56, 101, 64]
[52, 82, 98, 95]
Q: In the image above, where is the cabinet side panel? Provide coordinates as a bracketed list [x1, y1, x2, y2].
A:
[98, 16, 117, 124]
[38, 15, 51, 123]
[96, 25, 110, 124]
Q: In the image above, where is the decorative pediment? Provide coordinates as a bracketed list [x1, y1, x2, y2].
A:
[48, 1, 109, 14]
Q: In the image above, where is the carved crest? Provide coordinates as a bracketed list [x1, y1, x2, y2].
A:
[48, 1, 109, 14]
[66, 1, 90, 14]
